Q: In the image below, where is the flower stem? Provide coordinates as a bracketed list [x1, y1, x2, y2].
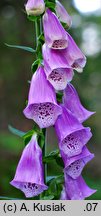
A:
[42, 128, 47, 184]
[35, 19, 40, 48]
[35, 17, 47, 198]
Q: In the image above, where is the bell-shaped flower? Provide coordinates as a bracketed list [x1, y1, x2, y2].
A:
[25, 0, 45, 16]
[62, 173, 96, 200]
[63, 83, 95, 123]
[55, 0, 72, 27]
[55, 106, 92, 158]
[63, 146, 94, 179]
[23, 66, 62, 128]
[42, 43, 74, 91]
[10, 134, 48, 198]
[43, 9, 68, 49]
[63, 33, 86, 72]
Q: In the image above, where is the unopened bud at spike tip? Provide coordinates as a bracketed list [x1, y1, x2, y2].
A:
[25, 0, 45, 16]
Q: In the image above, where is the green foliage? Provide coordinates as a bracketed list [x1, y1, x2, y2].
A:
[31, 59, 42, 73]
[27, 15, 41, 22]
[43, 149, 59, 163]
[56, 156, 64, 168]
[56, 92, 63, 103]
[45, 2, 56, 13]
[5, 43, 35, 53]
[23, 130, 35, 145]
[38, 33, 45, 45]
[8, 125, 25, 137]
[42, 175, 64, 200]
[0, 196, 22, 200]
[43, 149, 64, 168]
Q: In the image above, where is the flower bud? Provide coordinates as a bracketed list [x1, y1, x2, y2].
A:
[25, 0, 45, 16]
[55, 0, 72, 27]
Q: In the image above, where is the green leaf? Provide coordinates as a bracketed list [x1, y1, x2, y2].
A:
[45, 2, 56, 12]
[8, 125, 25, 137]
[56, 92, 63, 103]
[5, 43, 35, 53]
[56, 156, 64, 168]
[46, 176, 57, 183]
[38, 33, 45, 44]
[42, 195, 54, 200]
[27, 15, 41, 22]
[43, 149, 59, 163]
[23, 130, 35, 145]
[55, 175, 64, 184]
[45, 0, 55, 3]
[44, 175, 64, 200]
[31, 59, 42, 73]
[0, 196, 22, 200]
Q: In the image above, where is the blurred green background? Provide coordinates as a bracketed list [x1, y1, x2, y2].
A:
[0, 0, 101, 199]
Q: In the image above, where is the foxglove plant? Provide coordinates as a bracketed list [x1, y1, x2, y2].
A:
[8, 0, 96, 200]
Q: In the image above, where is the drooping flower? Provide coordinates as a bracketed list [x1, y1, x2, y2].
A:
[43, 9, 68, 49]
[23, 66, 62, 128]
[42, 43, 74, 90]
[63, 33, 86, 72]
[61, 173, 96, 200]
[63, 146, 94, 179]
[25, 0, 45, 16]
[55, 106, 92, 158]
[55, 0, 72, 27]
[10, 134, 48, 198]
[63, 83, 95, 123]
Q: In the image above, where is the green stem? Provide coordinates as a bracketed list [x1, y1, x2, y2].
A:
[35, 19, 40, 48]
[42, 128, 47, 184]
[35, 17, 47, 198]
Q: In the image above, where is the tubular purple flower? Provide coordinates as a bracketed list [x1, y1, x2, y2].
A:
[55, 0, 72, 27]
[64, 33, 86, 72]
[10, 134, 48, 198]
[43, 9, 68, 49]
[55, 106, 92, 158]
[63, 174, 96, 200]
[25, 0, 45, 16]
[23, 66, 62, 128]
[63, 146, 94, 179]
[63, 83, 95, 123]
[42, 43, 74, 90]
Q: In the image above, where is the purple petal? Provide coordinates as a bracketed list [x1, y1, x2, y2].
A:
[63, 83, 95, 122]
[60, 186, 70, 200]
[43, 9, 68, 49]
[63, 146, 94, 179]
[56, 0, 72, 27]
[64, 174, 96, 200]
[23, 66, 62, 128]
[25, 0, 45, 16]
[63, 33, 86, 72]
[55, 106, 92, 157]
[42, 43, 74, 90]
[10, 134, 48, 198]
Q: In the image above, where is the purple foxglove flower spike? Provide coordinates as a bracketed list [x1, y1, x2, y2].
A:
[43, 9, 68, 49]
[23, 66, 62, 128]
[55, 106, 92, 158]
[55, 0, 72, 27]
[63, 146, 94, 179]
[63, 33, 86, 72]
[63, 83, 95, 123]
[63, 173, 96, 200]
[25, 0, 45, 16]
[10, 134, 48, 198]
[42, 43, 74, 91]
